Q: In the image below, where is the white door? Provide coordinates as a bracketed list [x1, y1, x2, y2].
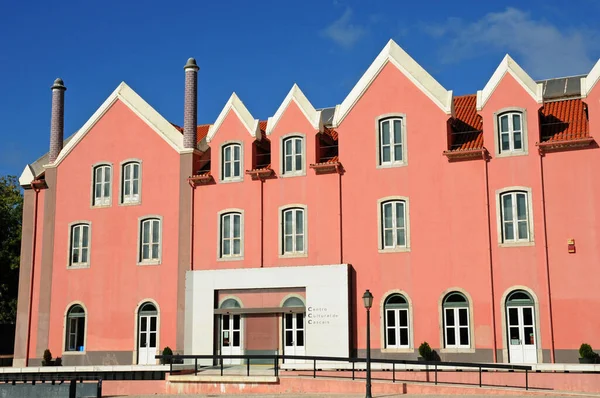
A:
[138, 314, 158, 365]
[221, 314, 242, 365]
[508, 306, 537, 364]
[284, 313, 305, 363]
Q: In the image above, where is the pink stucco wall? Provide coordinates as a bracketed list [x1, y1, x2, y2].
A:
[44, 100, 181, 362]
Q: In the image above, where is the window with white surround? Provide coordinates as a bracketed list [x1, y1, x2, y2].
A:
[220, 212, 242, 258]
[443, 292, 470, 348]
[378, 117, 405, 166]
[65, 304, 86, 352]
[384, 294, 410, 348]
[380, 200, 407, 249]
[139, 218, 161, 263]
[121, 161, 141, 204]
[222, 143, 242, 181]
[93, 164, 111, 206]
[282, 136, 304, 175]
[282, 207, 305, 255]
[69, 223, 90, 267]
[497, 112, 524, 154]
[500, 191, 531, 243]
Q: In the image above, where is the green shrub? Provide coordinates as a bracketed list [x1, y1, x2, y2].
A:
[418, 342, 433, 361]
[42, 349, 52, 366]
[580, 343, 598, 359]
[161, 346, 173, 365]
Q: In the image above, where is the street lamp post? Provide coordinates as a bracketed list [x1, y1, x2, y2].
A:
[363, 289, 374, 398]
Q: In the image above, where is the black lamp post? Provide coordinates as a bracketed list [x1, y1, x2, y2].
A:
[362, 289, 374, 398]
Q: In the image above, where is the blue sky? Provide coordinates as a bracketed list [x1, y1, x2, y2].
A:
[1, 0, 599, 177]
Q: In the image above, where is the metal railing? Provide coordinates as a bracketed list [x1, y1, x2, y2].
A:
[156, 354, 533, 390]
[0, 375, 102, 398]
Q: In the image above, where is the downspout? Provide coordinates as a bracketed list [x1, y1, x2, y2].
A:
[189, 180, 195, 271]
[260, 177, 264, 267]
[538, 150, 556, 363]
[25, 188, 40, 367]
[483, 152, 498, 363]
[337, 165, 343, 264]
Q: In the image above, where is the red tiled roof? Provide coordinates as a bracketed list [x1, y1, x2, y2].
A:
[173, 120, 267, 145]
[449, 94, 483, 152]
[323, 127, 339, 141]
[539, 99, 589, 142]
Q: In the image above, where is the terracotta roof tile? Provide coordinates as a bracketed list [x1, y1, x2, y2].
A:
[323, 127, 339, 141]
[449, 94, 483, 152]
[540, 99, 589, 142]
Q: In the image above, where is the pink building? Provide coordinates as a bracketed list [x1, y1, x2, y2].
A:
[13, 40, 600, 367]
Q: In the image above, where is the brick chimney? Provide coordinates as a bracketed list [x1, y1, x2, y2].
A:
[49, 78, 66, 163]
[183, 58, 199, 149]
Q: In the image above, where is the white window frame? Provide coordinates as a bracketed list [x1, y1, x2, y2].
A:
[493, 108, 528, 157]
[220, 142, 244, 182]
[279, 204, 308, 258]
[138, 216, 162, 265]
[68, 222, 91, 268]
[120, 160, 142, 205]
[280, 134, 306, 177]
[376, 114, 407, 168]
[217, 209, 244, 261]
[444, 306, 470, 349]
[91, 163, 112, 207]
[63, 302, 87, 354]
[495, 187, 534, 246]
[377, 196, 410, 252]
[438, 288, 475, 353]
[379, 290, 414, 353]
[384, 295, 410, 349]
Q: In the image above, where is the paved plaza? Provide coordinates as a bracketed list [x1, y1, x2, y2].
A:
[122, 395, 599, 398]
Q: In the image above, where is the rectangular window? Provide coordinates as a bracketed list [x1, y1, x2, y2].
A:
[381, 200, 406, 249]
[221, 213, 242, 257]
[379, 118, 404, 166]
[385, 308, 409, 348]
[140, 218, 161, 262]
[498, 112, 523, 154]
[93, 165, 111, 206]
[500, 191, 530, 242]
[122, 162, 140, 204]
[70, 224, 90, 266]
[282, 137, 303, 175]
[282, 208, 305, 254]
[222, 144, 242, 180]
[444, 307, 470, 348]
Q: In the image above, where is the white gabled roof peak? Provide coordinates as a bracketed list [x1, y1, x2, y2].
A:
[476, 54, 543, 111]
[206, 92, 261, 143]
[266, 83, 321, 135]
[582, 58, 600, 98]
[18, 165, 35, 187]
[333, 39, 453, 127]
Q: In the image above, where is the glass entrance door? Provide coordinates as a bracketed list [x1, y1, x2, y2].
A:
[508, 306, 537, 364]
[138, 303, 158, 365]
[221, 314, 242, 365]
[283, 313, 305, 363]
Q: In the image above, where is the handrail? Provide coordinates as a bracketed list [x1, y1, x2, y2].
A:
[156, 353, 532, 390]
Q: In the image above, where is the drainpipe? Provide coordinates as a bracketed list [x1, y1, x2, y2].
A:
[260, 177, 264, 267]
[189, 180, 195, 271]
[538, 150, 556, 363]
[337, 165, 343, 264]
[483, 152, 498, 363]
[25, 188, 40, 366]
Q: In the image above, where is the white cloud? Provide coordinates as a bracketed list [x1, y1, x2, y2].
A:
[322, 8, 367, 49]
[426, 8, 598, 78]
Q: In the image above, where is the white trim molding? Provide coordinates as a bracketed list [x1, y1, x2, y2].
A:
[137, 215, 164, 266]
[66, 220, 92, 269]
[582, 58, 600, 98]
[476, 55, 543, 111]
[279, 133, 307, 178]
[206, 93, 261, 143]
[219, 141, 245, 183]
[132, 298, 161, 365]
[19, 165, 35, 187]
[46, 82, 184, 168]
[377, 196, 411, 253]
[379, 289, 414, 353]
[495, 186, 535, 247]
[216, 208, 245, 261]
[438, 287, 476, 354]
[493, 107, 529, 157]
[333, 39, 453, 127]
[266, 84, 321, 135]
[278, 204, 308, 258]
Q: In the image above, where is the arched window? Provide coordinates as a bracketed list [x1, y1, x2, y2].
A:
[93, 164, 112, 206]
[505, 290, 537, 363]
[384, 294, 410, 348]
[442, 292, 470, 348]
[222, 143, 242, 180]
[65, 304, 86, 352]
[499, 190, 531, 242]
[121, 161, 141, 204]
[139, 217, 161, 263]
[497, 112, 523, 153]
[220, 298, 242, 309]
[220, 212, 243, 258]
[282, 136, 304, 175]
[282, 296, 305, 308]
[69, 223, 90, 267]
[378, 117, 405, 166]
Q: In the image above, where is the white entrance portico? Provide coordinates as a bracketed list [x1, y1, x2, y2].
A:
[184, 264, 349, 365]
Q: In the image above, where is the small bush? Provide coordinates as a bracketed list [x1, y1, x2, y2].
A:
[54, 357, 62, 366]
[418, 342, 434, 361]
[580, 343, 598, 359]
[42, 349, 52, 366]
[161, 346, 173, 365]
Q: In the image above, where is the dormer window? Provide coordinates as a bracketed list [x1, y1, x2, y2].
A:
[377, 116, 406, 167]
[281, 135, 305, 176]
[495, 109, 528, 156]
[222, 143, 243, 181]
